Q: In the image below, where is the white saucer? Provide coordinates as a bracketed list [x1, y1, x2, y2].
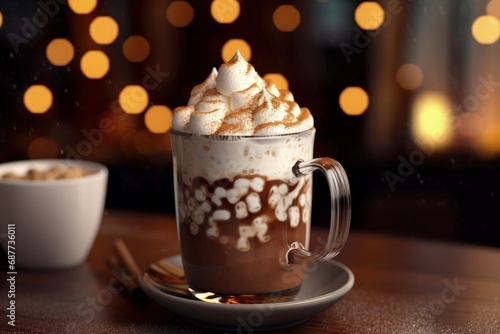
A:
[138, 255, 354, 331]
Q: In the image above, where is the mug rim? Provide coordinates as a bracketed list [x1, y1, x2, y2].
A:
[169, 127, 316, 140]
[0, 159, 108, 187]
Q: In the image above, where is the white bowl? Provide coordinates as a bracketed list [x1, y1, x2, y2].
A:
[0, 159, 108, 270]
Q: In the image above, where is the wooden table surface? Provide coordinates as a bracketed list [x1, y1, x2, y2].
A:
[1, 209, 500, 333]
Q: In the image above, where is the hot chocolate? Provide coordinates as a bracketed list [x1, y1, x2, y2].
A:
[171, 128, 314, 300]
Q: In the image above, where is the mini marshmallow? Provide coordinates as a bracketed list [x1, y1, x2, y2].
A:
[245, 192, 262, 213]
[206, 226, 219, 238]
[250, 177, 265, 192]
[187, 197, 196, 212]
[239, 225, 256, 238]
[213, 209, 231, 221]
[275, 200, 288, 222]
[268, 186, 281, 208]
[299, 193, 307, 207]
[234, 178, 251, 195]
[252, 216, 270, 242]
[192, 209, 205, 225]
[189, 222, 199, 235]
[278, 184, 289, 196]
[236, 236, 250, 252]
[235, 201, 248, 219]
[226, 188, 241, 204]
[195, 186, 207, 202]
[198, 200, 212, 213]
[211, 187, 226, 206]
[288, 206, 300, 228]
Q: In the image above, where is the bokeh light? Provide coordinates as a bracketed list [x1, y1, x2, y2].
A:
[0, 11, 3, 29]
[273, 5, 301, 32]
[122, 35, 150, 62]
[80, 50, 110, 79]
[119, 85, 149, 114]
[90, 16, 119, 45]
[475, 122, 500, 157]
[396, 64, 424, 90]
[354, 1, 385, 30]
[144, 105, 173, 134]
[411, 91, 452, 148]
[166, 1, 194, 27]
[28, 137, 59, 159]
[222, 39, 251, 62]
[263, 73, 289, 90]
[211, 0, 240, 24]
[339, 86, 369, 116]
[472, 15, 500, 44]
[486, 0, 500, 20]
[46, 39, 75, 66]
[68, 0, 97, 14]
[24, 85, 53, 114]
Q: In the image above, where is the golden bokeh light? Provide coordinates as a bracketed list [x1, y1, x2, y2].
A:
[354, 1, 385, 30]
[46, 39, 75, 66]
[68, 0, 97, 14]
[472, 15, 500, 44]
[475, 122, 500, 157]
[222, 39, 251, 62]
[144, 105, 172, 134]
[166, 1, 194, 27]
[211, 0, 240, 24]
[396, 63, 424, 90]
[119, 85, 149, 114]
[80, 50, 109, 79]
[24, 85, 53, 114]
[273, 5, 301, 32]
[263, 73, 289, 90]
[486, 0, 500, 20]
[28, 137, 59, 159]
[0, 11, 3, 29]
[122, 35, 150, 62]
[90, 16, 119, 45]
[411, 91, 452, 148]
[339, 86, 369, 116]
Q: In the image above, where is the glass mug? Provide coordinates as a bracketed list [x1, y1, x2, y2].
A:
[170, 127, 350, 303]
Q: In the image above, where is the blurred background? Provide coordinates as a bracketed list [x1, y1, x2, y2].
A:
[0, 0, 499, 246]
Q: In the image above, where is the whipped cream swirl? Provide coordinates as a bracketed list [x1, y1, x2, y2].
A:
[172, 51, 314, 135]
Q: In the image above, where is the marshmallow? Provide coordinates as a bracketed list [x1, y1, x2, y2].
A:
[234, 178, 251, 195]
[194, 186, 207, 202]
[226, 188, 241, 204]
[250, 177, 265, 192]
[245, 192, 262, 213]
[236, 236, 250, 252]
[192, 209, 205, 225]
[288, 206, 300, 228]
[235, 201, 249, 219]
[212, 187, 227, 206]
[213, 209, 231, 221]
[190, 222, 199, 235]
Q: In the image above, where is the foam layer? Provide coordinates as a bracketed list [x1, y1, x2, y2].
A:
[172, 50, 314, 135]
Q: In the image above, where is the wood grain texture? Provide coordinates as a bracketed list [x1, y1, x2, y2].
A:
[1, 209, 499, 333]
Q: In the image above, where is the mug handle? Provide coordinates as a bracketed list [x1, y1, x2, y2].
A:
[287, 158, 351, 264]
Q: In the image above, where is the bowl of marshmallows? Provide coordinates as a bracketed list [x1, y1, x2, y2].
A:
[0, 159, 108, 270]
